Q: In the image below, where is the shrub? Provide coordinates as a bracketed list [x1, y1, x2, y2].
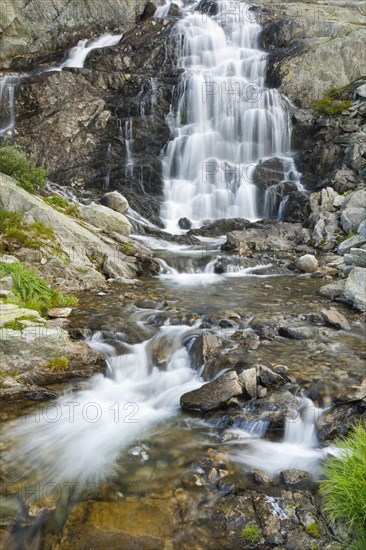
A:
[240, 525, 261, 543]
[0, 261, 78, 314]
[0, 145, 47, 192]
[320, 423, 366, 549]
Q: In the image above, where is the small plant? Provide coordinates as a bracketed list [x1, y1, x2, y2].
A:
[240, 525, 261, 543]
[320, 423, 366, 549]
[0, 261, 78, 314]
[3, 319, 23, 330]
[0, 145, 47, 192]
[305, 523, 321, 539]
[47, 356, 69, 372]
[123, 242, 134, 255]
[313, 97, 352, 116]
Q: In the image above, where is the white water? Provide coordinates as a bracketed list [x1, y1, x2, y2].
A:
[8, 325, 202, 484]
[228, 397, 331, 477]
[160, 1, 300, 232]
[58, 33, 122, 70]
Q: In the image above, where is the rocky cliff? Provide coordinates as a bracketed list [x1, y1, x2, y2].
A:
[0, 0, 163, 70]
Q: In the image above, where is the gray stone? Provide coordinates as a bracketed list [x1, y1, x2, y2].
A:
[0, 275, 14, 291]
[338, 235, 366, 255]
[0, 304, 43, 328]
[358, 220, 366, 237]
[319, 279, 346, 300]
[355, 84, 366, 99]
[238, 367, 257, 399]
[101, 191, 129, 214]
[344, 248, 366, 268]
[180, 371, 243, 413]
[341, 207, 366, 234]
[80, 204, 132, 236]
[48, 308, 73, 319]
[344, 267, 366, 312]
[321, 308, 350, 331]
[296, 254, 318, 273]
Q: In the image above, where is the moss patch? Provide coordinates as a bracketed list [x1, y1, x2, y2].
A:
[240, 525, 261, 543]
[306, 523, 321, 539]
[47, 356, 69, 372]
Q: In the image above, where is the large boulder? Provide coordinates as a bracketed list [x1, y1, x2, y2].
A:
[296, 254, 318, 273]
[101, 191, 129, 214]
[340, 190, 366, 234]
[80, 204, 132, 236]
[180, 371, 243, 413]
[189, 332, 222, 372]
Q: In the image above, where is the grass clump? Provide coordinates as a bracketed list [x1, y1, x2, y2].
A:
[47, 356, 69, 372]
[0, 145, 47, 193]
[0, 210, 55, 251]
[305, 523, 321, 539]
[313, 97, 352, 115]
[44, 195, 80, 218]
[0, 261, 78, 314]
[320, 423, 366, 549]
[240, 525, 261, 543]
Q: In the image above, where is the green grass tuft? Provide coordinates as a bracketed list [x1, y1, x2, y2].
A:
[240, 525, 261, 543]
[47, 356, 69, 372]
[0, 261, 78, 314]
[44, 195, 80, 218]
[0, 210, 55, 251]
[320, 423, 366, 548]
[3, 320, 24, 330]
[0, 145, 47, 192]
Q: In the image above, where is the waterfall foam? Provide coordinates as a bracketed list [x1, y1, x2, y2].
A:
[160, 1, 301, 232]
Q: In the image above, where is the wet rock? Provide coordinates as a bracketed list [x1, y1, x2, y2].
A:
[48, 308, 73, 319]
[101, 191, 129, 214]
[253, 157, 294, 188]
[241, 331, 261, 350]
[180, 371, 243, 413]
[252, 493, 282, 545]
[178, 217, 192, 230]
[279, 325, 313, 340]
[320, 308, 350, 331]
[251, 321, 279, 340]
[296, 254, 318, 273]
[189, 332, 222, 371]
[257, 385, 267, 398]
[256, 365, 286, 388]
[238, 367, 257, 399]
[280, 470, 314, 490]
[252, 470, 273, 486]
[344, 267, 366, 312]
[188, 218, 250, 238]
[316, 401, 366, 442]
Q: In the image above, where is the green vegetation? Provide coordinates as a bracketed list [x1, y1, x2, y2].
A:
[123, 242, 134, 255]
[0, 261, 78, 314]
[0, 210, 55, 251]
[0, 145, 47, 193]
[44, 195, 80, 218]
[240, 525, 261, 543]
[47, 356, 70, 372]
[305, 523, 321, 539]
[320, 423, 366, 550]
[3, 320, 24, 330]
[313, 86, 351, 115]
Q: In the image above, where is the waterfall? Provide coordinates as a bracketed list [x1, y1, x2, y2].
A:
[0, 75, 23, 138]
[160, 1, 299, 232]
[125, 118, 134, 176]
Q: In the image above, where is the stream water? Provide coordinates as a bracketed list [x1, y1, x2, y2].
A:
[1, 1, 365, 548]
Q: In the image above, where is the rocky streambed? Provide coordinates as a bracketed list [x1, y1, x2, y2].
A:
[1, 228, 365, 549]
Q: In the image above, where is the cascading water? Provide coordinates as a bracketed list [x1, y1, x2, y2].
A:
[160, 1, 301, 232]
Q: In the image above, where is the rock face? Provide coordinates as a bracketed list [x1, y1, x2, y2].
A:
[12, 14, 179, 223]
[0, 0, 163, 69]
[344, 267, 366, 312]
[180, 371, 243, 413]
